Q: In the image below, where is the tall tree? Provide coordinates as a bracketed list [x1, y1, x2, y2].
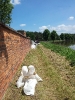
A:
[64, 33, 70, 41]
[60, 33, 65, 40]
[51, 30, 57, 42]
[0, 0, 13, 25]
[26, 31, 35, 40]
[43, 29, 50, 41]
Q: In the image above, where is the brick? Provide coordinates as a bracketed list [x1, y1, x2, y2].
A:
[0, 23, 31, 100]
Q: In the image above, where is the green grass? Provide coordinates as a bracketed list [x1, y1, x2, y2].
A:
[3, 44, 75, 100]
[41, 41, 75, 67]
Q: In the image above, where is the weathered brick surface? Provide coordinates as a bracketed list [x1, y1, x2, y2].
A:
[0, 23, 31, 100]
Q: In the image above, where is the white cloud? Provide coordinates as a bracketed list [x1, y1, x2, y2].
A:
[20, 24, 26, 27]
[39, 26, 48, 32]
[39, 24, 75, 34]
[10, 0, 21, 5]
[68, 16, 74, 20]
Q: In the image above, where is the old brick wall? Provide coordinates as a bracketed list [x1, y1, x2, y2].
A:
[0, 24, 31, 100]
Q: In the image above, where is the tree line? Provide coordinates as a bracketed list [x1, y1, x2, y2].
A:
[26, 29, 75, 42]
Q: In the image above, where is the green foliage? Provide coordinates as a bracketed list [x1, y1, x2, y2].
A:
[26, 30, 75, 42]
[43, 29, 50, 41]
[26, 31, 35, 40]
[41, 41, 75, 67]
[0, 0, 13, 25]
[26, 29, 75, 42]
[51, 30, 57, 42]
[65, 34, 70, 41]
[56, 34, 60, 40]
[34, 31, 43, 41]
[60, 33, 65, 40]
[26, 31, 43, 41]
[60, 33, 75, 42]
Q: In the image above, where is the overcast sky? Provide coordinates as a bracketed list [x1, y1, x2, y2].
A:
[10, 0, 75, 34]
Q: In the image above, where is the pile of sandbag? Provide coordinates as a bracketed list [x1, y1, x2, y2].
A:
[31, 44, 36, 49]
[31, 41, 37, 49]
[16, 65, 43, 96]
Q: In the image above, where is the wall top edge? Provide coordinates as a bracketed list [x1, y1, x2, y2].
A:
[0, 23, 30, 39]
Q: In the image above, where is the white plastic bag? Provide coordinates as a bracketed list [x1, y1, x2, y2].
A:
[16, 65, 43, 95]
[21, 66, 28, 76]
[16, 66, 28, 88]
[16, 75, 24, 88]
[23, 79, 37, 96]
[35, 74, 43, 82]
[27, 65, 43, 81]
[31, 44, 36, 49]
[28, 65, 35, 75]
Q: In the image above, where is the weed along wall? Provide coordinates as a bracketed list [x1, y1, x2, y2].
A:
[0, 23, 31, 100]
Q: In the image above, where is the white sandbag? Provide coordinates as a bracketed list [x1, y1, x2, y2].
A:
[28, 74, 43, 81]
[16, 64, 43, 95]
[27, 65, 43, 81]
[21, 66, 28, 76]
[31, 44, 36, 49]
[16, 75, 24, 88]
[38, 43, 40, 45]
[28, 65, 35, 75]
[23, 79, 37, 96]
[35, 74, 43, 82]
[28, 74, 36, 79]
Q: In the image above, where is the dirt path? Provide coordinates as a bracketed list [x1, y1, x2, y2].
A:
[3, 45, 75, 100]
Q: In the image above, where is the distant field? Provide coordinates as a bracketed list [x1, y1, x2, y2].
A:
[3, 44, 75, 100]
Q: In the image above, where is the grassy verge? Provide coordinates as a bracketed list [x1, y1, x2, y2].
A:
[41, 41, 75, 67]
[3, 44, 75, 100]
